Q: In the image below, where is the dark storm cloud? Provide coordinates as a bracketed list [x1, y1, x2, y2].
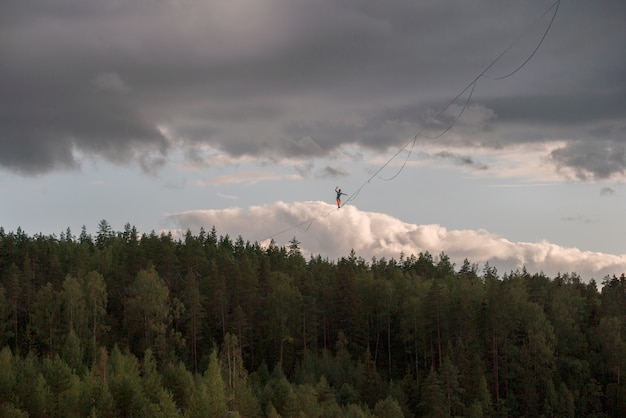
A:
[1, 0, 624, 178]
[0, 69, 167, 175]
[550, 140, 626, 180]
[480, 91, 626, 127]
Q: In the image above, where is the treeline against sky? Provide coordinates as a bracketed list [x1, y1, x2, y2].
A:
[0, 221, 624, 417]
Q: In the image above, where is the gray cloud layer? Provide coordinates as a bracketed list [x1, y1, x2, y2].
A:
[2, 1, 625, 177]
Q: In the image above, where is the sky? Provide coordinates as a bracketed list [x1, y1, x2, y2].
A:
[2, 0, 626, 281]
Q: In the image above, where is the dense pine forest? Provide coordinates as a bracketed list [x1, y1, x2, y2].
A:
[0, 221, 624, 417]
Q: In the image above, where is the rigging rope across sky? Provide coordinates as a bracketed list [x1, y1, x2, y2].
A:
[261, 0, 561, 244]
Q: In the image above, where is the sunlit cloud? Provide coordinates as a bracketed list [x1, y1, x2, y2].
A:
[165, 201, 626, 281]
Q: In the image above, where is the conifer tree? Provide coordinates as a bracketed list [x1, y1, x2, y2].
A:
[84, 271, 107, 365]
[42, 354, 74, 417]
[373, 396, 405, 418]
[31, 282, 62, 354]
[187, 350, 228, 418]
[0, 346, 16, 405]
[124, 265, 171, 355]
[0, 286, 8, 348]
[108, 345, 148, 417]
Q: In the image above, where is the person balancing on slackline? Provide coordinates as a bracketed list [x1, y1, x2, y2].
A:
[335, 186, 347, 208]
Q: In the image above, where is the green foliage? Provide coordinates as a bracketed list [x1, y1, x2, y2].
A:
[79, 367, 115, 418]
[62, 328, 84, 375]
[0, 402, 29, 418]
[124, 265, 172, 355]
[0, 286, 9, 347]
[373, 396, 404, 418]
[359, 347, 384, 409]
[0, 347, 16, 405]
[0, 225, 625, 417]
[146, 388, 181, 418]
[220, 333, 261, 416]
[62, 274, 87, 336]
[141, 349, 162, 405]
[162, 360, 194, 412]
[42, 354, 74, 416]
[31, 282, 63, 354]
[84, 270, 107, 364]
[419, 368, 448, 418]
[109, 345, 149, 417]
[187, 350, 228, 418]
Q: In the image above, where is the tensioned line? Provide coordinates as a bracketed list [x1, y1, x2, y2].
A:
[260, 0, 561, 244]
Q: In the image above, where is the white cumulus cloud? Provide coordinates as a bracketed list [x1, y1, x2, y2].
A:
[165, 201, 626, 281]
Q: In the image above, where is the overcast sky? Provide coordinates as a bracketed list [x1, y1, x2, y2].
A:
[2, 0, 625, 281]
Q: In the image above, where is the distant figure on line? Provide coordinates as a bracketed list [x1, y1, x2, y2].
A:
[335, 187, 347, 208]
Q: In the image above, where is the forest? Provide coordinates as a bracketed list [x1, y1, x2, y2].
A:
[0, 220, 624, 417]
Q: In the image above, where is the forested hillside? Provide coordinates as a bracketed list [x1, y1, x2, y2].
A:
[0, 221, 624, 417]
